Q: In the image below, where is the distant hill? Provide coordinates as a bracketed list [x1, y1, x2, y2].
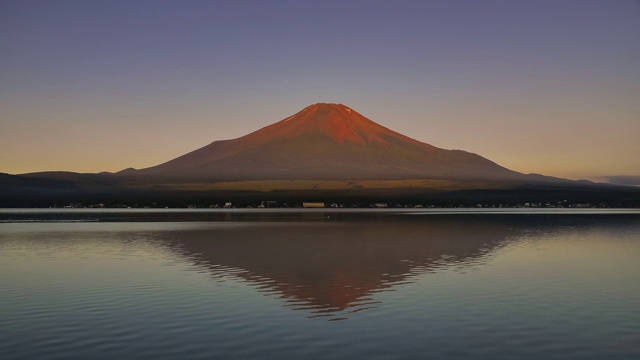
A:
[0, 173, 77, 192]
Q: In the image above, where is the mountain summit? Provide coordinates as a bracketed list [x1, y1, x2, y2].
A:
[128, 103, 522, 181]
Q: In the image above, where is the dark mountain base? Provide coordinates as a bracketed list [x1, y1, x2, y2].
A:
[3, 184, 639, 208]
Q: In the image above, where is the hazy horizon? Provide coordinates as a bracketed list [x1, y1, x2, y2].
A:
[1, 1, 639, 182]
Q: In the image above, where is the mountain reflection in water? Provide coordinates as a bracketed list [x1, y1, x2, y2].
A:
[164, 218, 516, 319]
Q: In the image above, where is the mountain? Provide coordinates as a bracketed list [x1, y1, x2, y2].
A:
[7, 103, 640, 207]
[126, 103, 526, 182]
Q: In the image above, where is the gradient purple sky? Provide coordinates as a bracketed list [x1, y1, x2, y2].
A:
[1, 0, 639, 181]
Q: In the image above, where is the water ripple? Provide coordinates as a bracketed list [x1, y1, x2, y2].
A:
[1, 216, 640, 359]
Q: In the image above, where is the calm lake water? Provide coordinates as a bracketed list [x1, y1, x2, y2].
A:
[1, 209, 639, 359]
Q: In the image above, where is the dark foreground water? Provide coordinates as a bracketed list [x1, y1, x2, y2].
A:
[1, 209, 639, 360]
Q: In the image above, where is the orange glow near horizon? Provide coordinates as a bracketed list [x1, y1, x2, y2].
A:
[1, 1, 638, 182]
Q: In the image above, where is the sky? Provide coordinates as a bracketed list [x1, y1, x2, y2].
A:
[1, 0, 639, 182]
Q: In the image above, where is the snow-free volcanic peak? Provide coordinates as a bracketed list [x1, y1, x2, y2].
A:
[129, 103, 522, 181]
[248, 103, 419, 146]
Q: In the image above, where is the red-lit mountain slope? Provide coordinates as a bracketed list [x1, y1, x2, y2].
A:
[124, 103, 526, 181]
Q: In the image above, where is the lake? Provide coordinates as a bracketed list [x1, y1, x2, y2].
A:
[1, 209, 639, 359]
